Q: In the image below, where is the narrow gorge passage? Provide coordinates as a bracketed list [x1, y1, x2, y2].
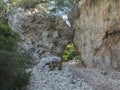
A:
[4, 0, 120, 90]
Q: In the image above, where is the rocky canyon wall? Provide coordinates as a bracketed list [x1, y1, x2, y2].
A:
[6, 6, 73, 70]
[69, 0, 120, 70]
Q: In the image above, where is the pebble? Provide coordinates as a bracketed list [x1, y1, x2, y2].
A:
[27, 65, 93, 90]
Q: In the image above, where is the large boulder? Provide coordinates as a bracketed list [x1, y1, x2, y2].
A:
[37, 55, 62, 71]
[6, 7, 73, 70]
[69, 0, 120, 70]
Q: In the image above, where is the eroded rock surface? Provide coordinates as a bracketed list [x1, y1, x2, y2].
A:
[69, 0, 120, 70]
[6, 7, 73, 69]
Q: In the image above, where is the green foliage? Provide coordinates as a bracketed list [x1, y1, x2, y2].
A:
[0, 1, 7, 20]
[62, 43, 81, 61]
[0, 22, 18, 51]
[0, 50, 30, 90]
[0, 23, 30, 90]
[15, 71, 31, 89]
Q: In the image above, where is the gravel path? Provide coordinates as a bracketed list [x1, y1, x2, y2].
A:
[27, 63, 93, 90]
[68, 65, 120, 90]
[27, 60, 120, 90]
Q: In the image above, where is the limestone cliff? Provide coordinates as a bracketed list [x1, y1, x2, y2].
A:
[69, 0, 120, 70]
[6, 6, 73, 70]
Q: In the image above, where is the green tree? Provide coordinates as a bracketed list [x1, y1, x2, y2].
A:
[0, 22, 18, 51]
[0, 22, 31, 90]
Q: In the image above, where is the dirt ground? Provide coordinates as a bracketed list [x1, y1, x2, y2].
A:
[64, 60, 120, 90]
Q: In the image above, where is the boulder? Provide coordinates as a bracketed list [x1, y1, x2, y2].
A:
[37, 55, 62, 71]
[69, 0, 120, 70]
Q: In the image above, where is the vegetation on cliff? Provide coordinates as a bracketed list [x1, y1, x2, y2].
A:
[63, 43, 80, 61]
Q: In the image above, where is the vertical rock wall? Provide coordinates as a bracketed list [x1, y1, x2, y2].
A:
[69, 0, 120, 70]
[6, 7, 73, 70]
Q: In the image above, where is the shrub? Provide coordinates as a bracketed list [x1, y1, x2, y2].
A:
[62, 43, 81, 61]
[0, 22, 18, 51]
[0, 23, 30, 90]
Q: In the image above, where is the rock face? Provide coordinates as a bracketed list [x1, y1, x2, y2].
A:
[6, 7, 73, 70]
[69, 0, 120, 70]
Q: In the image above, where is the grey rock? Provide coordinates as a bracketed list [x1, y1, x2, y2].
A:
[38, 55, 62, 70]
[6, 6, 73, 67]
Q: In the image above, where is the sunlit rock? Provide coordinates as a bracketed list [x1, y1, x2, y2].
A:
[69, 0, 120, 70]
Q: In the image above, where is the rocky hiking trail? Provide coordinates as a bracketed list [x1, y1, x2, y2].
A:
[67, 62, 120, 90]
[27, 60, 120, 90]
[26, 60, 92, 90]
